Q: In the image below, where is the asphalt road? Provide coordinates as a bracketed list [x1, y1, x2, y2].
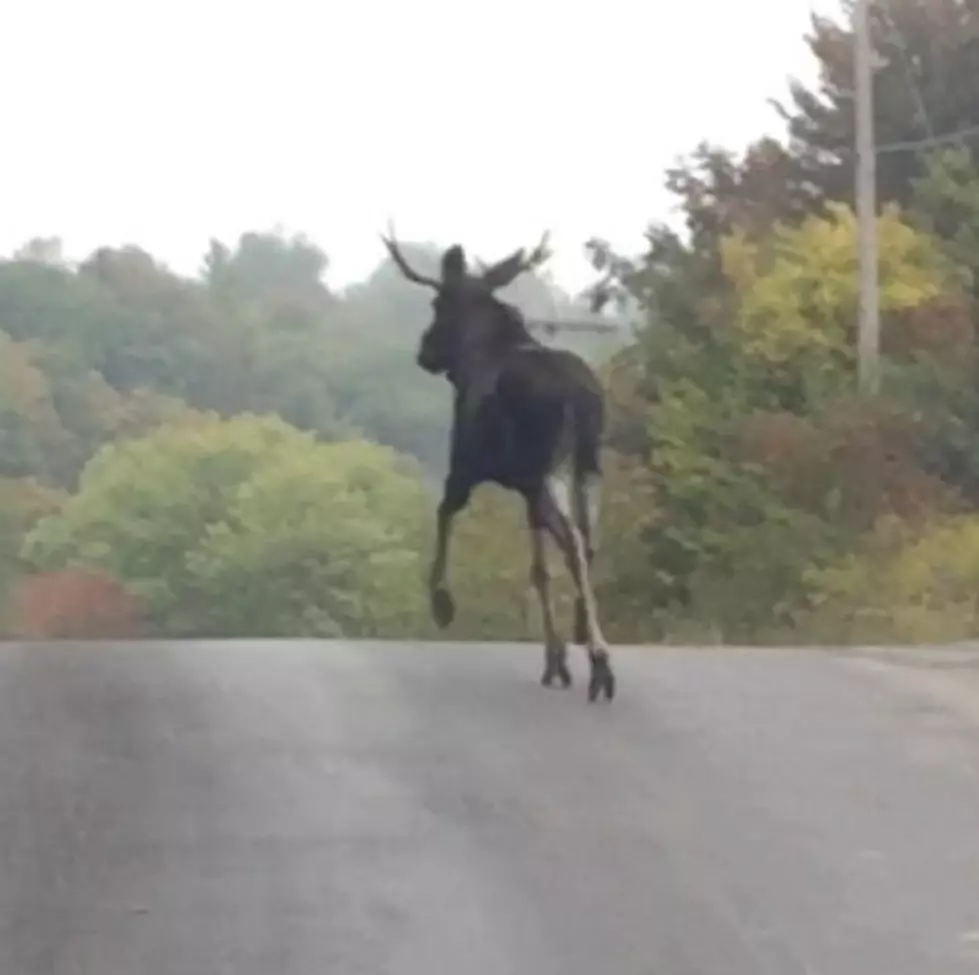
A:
[2, 640, 979, 975]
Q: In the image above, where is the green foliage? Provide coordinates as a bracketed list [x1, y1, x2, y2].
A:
[720, 201, 969, 399]
[911, 148, 979, 271]
[12, 0, 979, 647]
[184, 439, 429, 638]
[778, 0, 979, 211]
[0, 477, 66, 634]
[796, 515, 979, 645]
[0, 326, 207, 489]
[22, 416, 431, 638]
[0, 223, 630, 642]
[594, 197, 973, 641]
[0, 331, 69, 481]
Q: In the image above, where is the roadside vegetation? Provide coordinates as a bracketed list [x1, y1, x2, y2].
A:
[5, 1, 979, 645]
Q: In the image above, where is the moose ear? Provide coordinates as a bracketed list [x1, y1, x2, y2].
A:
[441, 244, 467, 283]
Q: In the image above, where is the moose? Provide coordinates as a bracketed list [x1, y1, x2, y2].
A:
[380, 226, 615, 702]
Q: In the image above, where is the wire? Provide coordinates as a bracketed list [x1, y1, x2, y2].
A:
[879, 0, 936, 141]
[825, 0, 979, 158]
[829, 122, 979, 157]
[876, 123, 979, 154]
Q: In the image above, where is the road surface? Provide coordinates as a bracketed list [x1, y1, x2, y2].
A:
[1, 640, 979, 974]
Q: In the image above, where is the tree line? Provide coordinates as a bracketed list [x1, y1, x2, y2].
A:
[6, 0, 979, 644]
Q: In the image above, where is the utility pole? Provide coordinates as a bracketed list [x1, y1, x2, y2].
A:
[855, 0, 880, 394]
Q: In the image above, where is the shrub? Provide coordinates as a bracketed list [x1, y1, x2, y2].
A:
[10, 569, 142, 639]
[796, 514, 979, 645]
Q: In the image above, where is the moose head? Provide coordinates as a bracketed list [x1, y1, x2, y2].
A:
[379, 224, 551, 379]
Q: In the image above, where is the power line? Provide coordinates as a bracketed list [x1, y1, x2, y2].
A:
[876, 122, 979, 155]
[825, 0, 979, 160]
[827, 122, 979, 159]
[879, 0, 935, 141]
[525, 317, 621, 335]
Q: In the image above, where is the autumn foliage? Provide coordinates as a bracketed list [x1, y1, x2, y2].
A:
[10, 570, 142, 639]
[12, 0, 979, 647]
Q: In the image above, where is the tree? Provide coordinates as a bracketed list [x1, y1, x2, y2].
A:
[720, 200, 968, 392]
[910, 146, 979, 309]
[589, 199, 969, 639]
[664, 139, 822, 257]
[185, 439, 430, 637]
[11, 569, 142, 639]
[779, 0, 979, 209]
[202, 229, 334, 334]
[0, 331, 69, 482]
[0, 327, 203, 489]
[0, 477, 65, 634]
[22, 415, 431, 638]
[796, 513, 979, 644]
[14, 237, 66, 266]
[77, 245, 233, 397]
[0, 258, 126, 368]
[600, 0, 979, 343]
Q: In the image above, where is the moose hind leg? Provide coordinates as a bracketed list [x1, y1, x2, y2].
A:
[572, 473, 600, 646]
[527, 497, 571, 689]
[573, 599, 589, 648]
[545, 474, 615, 702]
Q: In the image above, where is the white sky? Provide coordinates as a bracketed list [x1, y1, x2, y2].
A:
[1, 0, 843, 293]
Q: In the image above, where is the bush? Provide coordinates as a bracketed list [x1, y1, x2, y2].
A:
[796, 514, 979, 645]
[10, 569, 142, 639]
[21, 416, 432, 638]
[0, 477, 67, 635]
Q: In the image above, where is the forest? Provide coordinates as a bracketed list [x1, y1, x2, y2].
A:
[6, 0, 979, 645]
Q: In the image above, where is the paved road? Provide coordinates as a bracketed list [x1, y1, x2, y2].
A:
[2, 640, 979, 974]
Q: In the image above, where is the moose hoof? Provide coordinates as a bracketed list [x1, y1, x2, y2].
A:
[587, 655, 615, 703]
[541, 654, 572, 689]
[430, 588, 456, 629]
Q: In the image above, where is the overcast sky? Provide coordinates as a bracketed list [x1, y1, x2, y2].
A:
[2, 0, 843, 293]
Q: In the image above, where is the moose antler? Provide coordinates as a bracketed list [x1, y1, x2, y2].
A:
[480, 230, 552, 291]
[379, 221, 440, 289]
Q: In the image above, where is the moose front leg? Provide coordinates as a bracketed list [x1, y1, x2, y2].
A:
[428, 476, 472, 629]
